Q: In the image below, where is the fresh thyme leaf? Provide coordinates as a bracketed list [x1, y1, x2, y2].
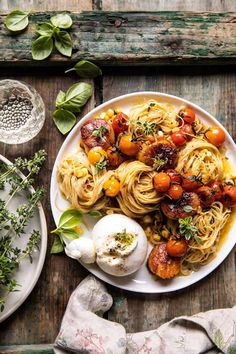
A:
[179, 217, 199, 242]
[92, 125, 108, 139]
[183, 205, 193, 213]
[152, 157, 166, 171]
[136, 121, 157, 136]
[95, 156, 108, 174]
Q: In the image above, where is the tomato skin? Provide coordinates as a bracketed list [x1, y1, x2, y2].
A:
[180, 124, 194, 141]
[119, 134, 140, 156]
[153, 172, 171, 193]
[178, 107, 195, 124]
[205, 126, 226, 147]
[196, 186, 216, 207]
[103, 178, 120, 197]
[182, 173, 203, 191]
[88, 147, 107, 165]
[220, 185, 236, 207]
[166, 169, 182, 184]
[107, 146, 125, 167]
[208, 181, 222, 200]
[112, 112, 129, 135]
[166, 239, 188, 257]
[171, 132, 187, 146]
[167, 184, 183, 200]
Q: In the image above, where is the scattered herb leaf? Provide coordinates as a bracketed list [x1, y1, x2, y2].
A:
[88, 210, 103, 218]
[36, 22, 54, 36]
[4, 10, 29, 32]
[32, 35, 53, 60]
[65, 60, 102, 78]
[183, 205, 193, 213]
[57, 82, 92, 112]
[50, 234, 64, 254]
[53, 109, 77, 135]
[50, 13, 73, 29]
[54, 31, 72, 57]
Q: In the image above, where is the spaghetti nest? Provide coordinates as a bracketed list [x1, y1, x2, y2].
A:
[57, 151, 114, 212]
[182, 202, 231, 273]
[176, 139, 224, 184]
[116, 161, 162, 218]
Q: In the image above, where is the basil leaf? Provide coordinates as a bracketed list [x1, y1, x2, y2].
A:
[60, 229, 81, 241]
[50, 235, 64, 254]
[36, 22, 54, 36]
[58, 209, 83, 229]
[55, 90, 66, 106]
[58, 82, 92, 112]
[88, 210, 103, 218]
[53, 109, 77, 135]
[65, 60, 102, 78]
[32, 35, 53, 60]
[4, 10, 29, 32]
[54, 31, 72, 57]
[50, 13, 73, 29]
[183, 205, 193, 213]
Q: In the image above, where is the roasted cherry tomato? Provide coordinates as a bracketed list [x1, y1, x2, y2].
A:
[167, 184, 183, 200]
[166, 239, 188, 257]
[166, 169, 182, 184]
[178, 107, 195, 124]
[196, 186, 216, 207]
[103, 178, 120, 197]
[205, 126, 225, 147]
[171, 131, 187, 146]
[180, 124, 195, 141]
[112, 112, 129, 135]
[208, 181, 222, 200]
[88, 147, 107, 165]
[182, 173, 203, 191]
[153, 172, 171, 193]
[220, 185, 236, 207]
[119, 134, 140, 156]
[107, 146, 125, 167]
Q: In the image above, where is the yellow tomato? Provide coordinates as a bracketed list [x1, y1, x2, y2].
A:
[119, 134, 140, 156]
[88, 147, 107, 165]
[103, 178, 120, 197]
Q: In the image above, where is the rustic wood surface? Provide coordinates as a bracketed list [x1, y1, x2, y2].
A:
[2, 11, 236, 66]
[1, 0, 236, 351]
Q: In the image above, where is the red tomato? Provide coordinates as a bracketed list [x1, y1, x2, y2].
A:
[196, 186, 216, 207]
[182, 173, 203, 191]
[205, 126, 225, 147]
[112, 112, 129, 135]
[208, 181, 222, 200]
[220, 185, 236, 207]
[178, 107, 196, 124]
[167, 184, 183, 200]
[166, 239, 188, 257]
[166, 169, 182, 184]
[180, 124, 195, 141]
[171, 132, 187, 146]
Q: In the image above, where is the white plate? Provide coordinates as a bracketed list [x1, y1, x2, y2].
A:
[50, 91, 236, 293]
[0, 155, 47, 322]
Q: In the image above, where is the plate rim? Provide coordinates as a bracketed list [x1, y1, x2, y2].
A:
[0, 154, 47, 323]
[50, 90, 236, 294]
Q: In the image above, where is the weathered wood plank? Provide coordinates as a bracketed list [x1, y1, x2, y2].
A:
[1, 11, 236, 66]
[0, 344, 54, 353]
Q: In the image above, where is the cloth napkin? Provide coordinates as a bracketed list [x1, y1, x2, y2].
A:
[54, 275, 236, 354]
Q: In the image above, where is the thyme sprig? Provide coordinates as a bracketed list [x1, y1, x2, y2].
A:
[178, 217, 202, 244]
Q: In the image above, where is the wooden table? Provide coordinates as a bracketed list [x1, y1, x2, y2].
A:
[1, 0, 236, 352]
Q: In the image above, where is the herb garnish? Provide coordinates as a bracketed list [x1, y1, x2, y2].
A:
[95, 156, 108, 174]
[183, 205, 193, 213]
[92, 126, 108, 139]
[0, 150, 46, 311]
[179, 217, 202, 243]
[115, 229, 135, 246]
[136, 121, 157, 136]
[152, 157, 167, 171]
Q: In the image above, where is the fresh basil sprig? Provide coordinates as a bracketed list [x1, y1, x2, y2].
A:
[65, 60, 102, 78]
[32, 13, 73, 60]
[4, 10, 29, 32]
[53, 82, 92, 134]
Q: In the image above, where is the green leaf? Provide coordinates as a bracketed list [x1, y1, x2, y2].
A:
[65, 60, 102, 78]
[60, 229, 81, 241]
[88, 210, 103, 218]
[58, 209, 83, 229]
[56, 90, 66, 106]
[4, 10, 29, 32]
[214, 329, 225, 349]
[54, 31, 72, 57]
[50, 13, 73, 29]
[36, 22, 54, 36]
[32, 35, 53, 60]
[53, 109, 77, 135]
[58, 82, 92, 112]
[51, 235, 64, 254]
[183, 205, 193, 213]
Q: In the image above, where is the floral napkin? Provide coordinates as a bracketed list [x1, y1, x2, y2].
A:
[54, 275, 236, 354]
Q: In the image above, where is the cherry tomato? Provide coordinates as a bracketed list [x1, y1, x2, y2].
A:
[112, 112, 129, 135]
[167, 184, 183, 200]
[171, 131, 187, 147]
[220, 185, 236, 207]
[205, 126, 225, 147]
[196, 186, 216, 207]
[103, 178, 120, 197]
[166, 169, 182, 184]
[182, 173, 203, 191]
[208, 181, 222, 200]
[180, 124, 195, 141]
[107, 146, 125, 167]
[153, 172, 171, 193]
[119, 134, 140, 156]
[88, 147, 107, 165]
[166, 239, 188, 257]
[178, 107, 195, 124]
